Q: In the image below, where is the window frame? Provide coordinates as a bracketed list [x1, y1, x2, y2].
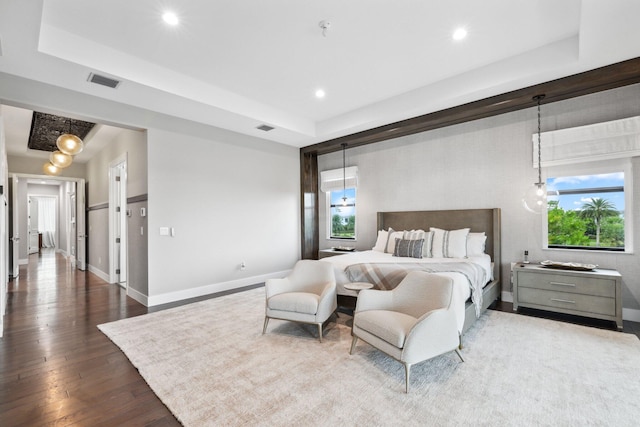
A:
[542, 159, 633, 254]
[326, 188, 357, 241]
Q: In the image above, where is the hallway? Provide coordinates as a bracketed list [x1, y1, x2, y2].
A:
[0, 249, 180, 426]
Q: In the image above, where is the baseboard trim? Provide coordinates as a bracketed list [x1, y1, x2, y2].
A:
[622, 308, 640, 323]
[147, 270, 291, 307]
[127, 287, 148, 306]
[87, 264, 110, 283]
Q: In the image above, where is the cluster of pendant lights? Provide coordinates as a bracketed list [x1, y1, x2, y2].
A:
[42, 132, 84, 176]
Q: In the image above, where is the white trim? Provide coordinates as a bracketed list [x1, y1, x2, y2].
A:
[88, 263, 110, 283]
[127, 286, 148, 306]
[622, 308, 640, 323]
[147, 270, 291, 307]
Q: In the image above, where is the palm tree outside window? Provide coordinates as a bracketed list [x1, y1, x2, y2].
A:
[546, 172, 625, 251]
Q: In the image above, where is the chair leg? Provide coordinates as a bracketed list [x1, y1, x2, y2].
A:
[262, 317, 269, 335]
[318, 323, 323, 342]
[455, 349, 465, 362]
[349, 335, 358, 355]
[404, 363, 412, 393]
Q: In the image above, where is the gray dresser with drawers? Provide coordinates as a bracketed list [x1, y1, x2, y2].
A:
[513, 263, 622, 330]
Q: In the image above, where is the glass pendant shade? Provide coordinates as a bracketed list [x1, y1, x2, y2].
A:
[522, 182, 559, 214]
[522, 182, 547, 214]
[43, 162, 62, 176]
[50, 150, 73, 168]
[56, 133, 84, 155]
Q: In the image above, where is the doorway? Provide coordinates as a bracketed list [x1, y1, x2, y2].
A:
[8, 174, 86, 273]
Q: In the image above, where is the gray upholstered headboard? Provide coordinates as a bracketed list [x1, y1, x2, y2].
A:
[377, 208, 501, 284]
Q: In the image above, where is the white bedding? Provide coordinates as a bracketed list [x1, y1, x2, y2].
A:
[320, 250, 493, 333]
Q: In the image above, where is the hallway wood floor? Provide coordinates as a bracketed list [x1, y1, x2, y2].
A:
[0, 250, 180, 426]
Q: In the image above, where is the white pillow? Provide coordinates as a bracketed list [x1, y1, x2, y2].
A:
[385, 228, 405, 254]
[430, 227, 470, 258]
[372, 229, 388, 252]
[467, 232, 487, 257]
[403, 229, 434, 258]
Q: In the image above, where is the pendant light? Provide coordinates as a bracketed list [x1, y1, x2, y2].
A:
[43, 162, 62, 176]
[341, 143, 348, 206]
[49, 150, 73, 168]
[56, 119, 84, 155]
[522, 95, 557, 214]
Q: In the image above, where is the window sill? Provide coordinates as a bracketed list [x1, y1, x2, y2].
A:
[544, 247, 633, 255]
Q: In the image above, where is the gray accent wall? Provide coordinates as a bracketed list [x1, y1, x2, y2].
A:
[318, 83, 640, 313]
[127, 199, 148, 296]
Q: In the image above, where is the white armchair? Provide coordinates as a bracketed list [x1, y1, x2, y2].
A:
[263, 260, 337, 342]
[349, 271, 463, 392]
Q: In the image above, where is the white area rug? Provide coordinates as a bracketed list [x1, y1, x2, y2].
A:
[99, 288, 640, 426]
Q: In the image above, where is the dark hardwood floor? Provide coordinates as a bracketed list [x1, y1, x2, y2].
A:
[2, 250, 638, 426]
[0, 250, 180, 426]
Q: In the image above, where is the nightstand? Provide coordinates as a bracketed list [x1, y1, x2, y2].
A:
[318, 248, 357, 259]
[512, 263, 622, 331]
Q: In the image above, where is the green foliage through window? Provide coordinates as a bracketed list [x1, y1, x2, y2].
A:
[329, 188, 356, 239]
[546, 172, 624, 251]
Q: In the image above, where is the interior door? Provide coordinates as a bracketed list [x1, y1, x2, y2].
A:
[76, 179, 86, 271]
[28, 196, 39, 254]
[8, 176, 19, 278]
[109, 161, 127, 286]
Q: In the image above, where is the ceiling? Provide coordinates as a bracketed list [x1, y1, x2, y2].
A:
[1, 0, 640, 155]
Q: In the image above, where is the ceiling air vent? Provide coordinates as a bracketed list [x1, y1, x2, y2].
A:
[256, 124, 275, 132]
[88, 72, 121, 89]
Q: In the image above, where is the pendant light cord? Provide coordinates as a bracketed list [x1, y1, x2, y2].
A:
[534, 95, 545, 185]
[342, 143, 347, 202]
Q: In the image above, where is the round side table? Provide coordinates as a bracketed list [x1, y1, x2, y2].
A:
[343, 282, 374, 294]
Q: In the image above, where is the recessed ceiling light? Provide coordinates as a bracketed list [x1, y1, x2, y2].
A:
[162, 11, 179, 26]
[315, 89, 326, 99]
[452, 28, 467, 41]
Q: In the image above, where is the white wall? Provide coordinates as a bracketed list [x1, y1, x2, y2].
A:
[318, 83, 640, 317]
[146, 128, 300, 305]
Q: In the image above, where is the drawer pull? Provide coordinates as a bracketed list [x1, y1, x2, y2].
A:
[550, 298, 576, 304]
[549, 281, 576, 287]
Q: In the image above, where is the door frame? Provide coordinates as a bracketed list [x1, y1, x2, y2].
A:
[109, 153, 128, 287]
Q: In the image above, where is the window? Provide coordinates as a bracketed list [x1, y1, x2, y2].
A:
[321, 166, 358, 240]
[544, 166, 631, 252]
[328, 188, 356, 239]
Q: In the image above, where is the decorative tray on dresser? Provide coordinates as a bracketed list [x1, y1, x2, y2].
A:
[513, 262, 622, 331]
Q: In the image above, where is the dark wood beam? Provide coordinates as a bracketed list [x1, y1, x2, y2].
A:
[299, 56, 640, 259]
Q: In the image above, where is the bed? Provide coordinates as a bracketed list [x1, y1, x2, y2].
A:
[320, 208, 501, 335]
